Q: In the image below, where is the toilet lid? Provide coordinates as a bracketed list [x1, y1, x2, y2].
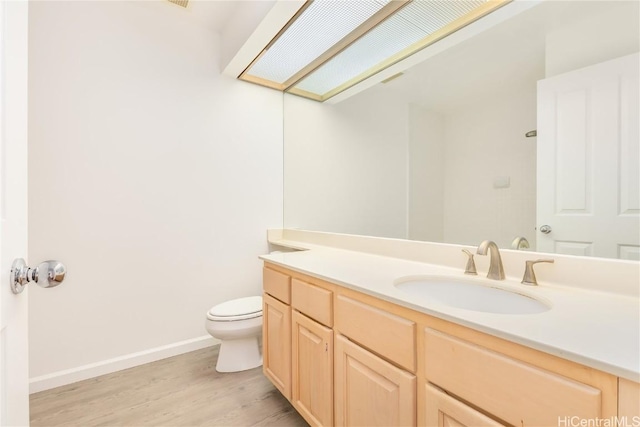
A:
[208, 296, 262, 321]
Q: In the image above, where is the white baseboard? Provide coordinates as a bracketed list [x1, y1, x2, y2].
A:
[29, 335, 219, 394]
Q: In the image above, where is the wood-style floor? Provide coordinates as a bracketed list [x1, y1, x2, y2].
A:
[30, 346, 308, 427]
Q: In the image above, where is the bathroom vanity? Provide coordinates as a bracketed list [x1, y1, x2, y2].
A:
[260, 232, 640, 427]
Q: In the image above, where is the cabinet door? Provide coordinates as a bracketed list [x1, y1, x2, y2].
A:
[424, 328, 607, 425]
[425, 384, 505, 427]
[263, 293, 291, 400]
[619, 378, 640, 418]
[335, 334, 415, 426]
[292, 310, 333, 427]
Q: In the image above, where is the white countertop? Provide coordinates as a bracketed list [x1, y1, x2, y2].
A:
[260, 244, 640, 382]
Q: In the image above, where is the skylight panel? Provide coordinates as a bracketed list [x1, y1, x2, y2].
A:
[242, 0, 389, 87]
[238, 0, 511, 101]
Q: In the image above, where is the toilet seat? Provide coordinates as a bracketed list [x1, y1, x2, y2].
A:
[205, 295, 263, 372]
[207, 296, 262, 322]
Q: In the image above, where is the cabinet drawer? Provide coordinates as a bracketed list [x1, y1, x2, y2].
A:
[424, 328, 602, 426]
[263, 267, 291, 304]
[291, 279, 332, 327]
[425, 383, 505, 427]
[336, 295, 415, 372]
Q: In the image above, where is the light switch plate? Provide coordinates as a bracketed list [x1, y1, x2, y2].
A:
[493, 176, 510, 189]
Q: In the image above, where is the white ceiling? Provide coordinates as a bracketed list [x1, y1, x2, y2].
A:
[132, 0, 243, 34]
[180, 0, 242, 33]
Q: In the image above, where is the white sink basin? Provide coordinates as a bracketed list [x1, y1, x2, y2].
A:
[394, 276, 550, 314]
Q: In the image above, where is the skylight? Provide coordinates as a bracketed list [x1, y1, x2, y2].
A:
[239, 0, 511, 101]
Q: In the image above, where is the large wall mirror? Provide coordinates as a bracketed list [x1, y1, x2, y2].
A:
[283, 0, 640, 261]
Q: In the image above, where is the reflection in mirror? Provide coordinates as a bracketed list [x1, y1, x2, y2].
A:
[284, 0, 640, 260]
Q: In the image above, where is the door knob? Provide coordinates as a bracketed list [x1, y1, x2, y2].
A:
[10, 258, 66, 294]
[539, 225, 552, 234]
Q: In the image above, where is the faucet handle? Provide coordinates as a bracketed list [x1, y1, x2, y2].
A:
[461, 249, 477, 275]
[521, 259, 554, 286]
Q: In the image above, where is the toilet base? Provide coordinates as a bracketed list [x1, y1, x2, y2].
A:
[216, 337, 262, 373]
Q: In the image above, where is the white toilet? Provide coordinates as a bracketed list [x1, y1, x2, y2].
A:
[205, 296, 263, 373]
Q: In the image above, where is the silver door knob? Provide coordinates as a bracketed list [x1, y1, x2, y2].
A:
[539, 225, 552, 234]
[10, 258, 66, 294]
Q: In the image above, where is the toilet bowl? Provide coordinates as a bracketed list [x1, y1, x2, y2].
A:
[205, 296, 263, 373]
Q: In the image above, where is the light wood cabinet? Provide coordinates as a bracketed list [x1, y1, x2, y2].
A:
[335, 294, 416, 372]
[263, 293, 291, 399]
[424, 327, 605, 426]
[425, 383, 505, 427]
[291, 310, 333, 427]
[619, 378, 640, 417]
[262, 262, 627, 427]
[292, 278, 333, 327]
[263, 267, 291, 304]
[334, 334, 416, 427]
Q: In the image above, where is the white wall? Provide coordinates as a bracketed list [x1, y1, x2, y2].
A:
[442, 84, 538, 248]
[220, 0, 275, 71]
[283, 80, 537, 246]
[28, 1, 283, 386]
[406, 85, 538, 249]
[283, 86, 408, 239]
[545, 1, 639, 77]
[408, 106, 444, 242]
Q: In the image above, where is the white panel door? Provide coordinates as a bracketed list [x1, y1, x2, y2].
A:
[537, 53, 640, 260]
[0, 2, 30, 425]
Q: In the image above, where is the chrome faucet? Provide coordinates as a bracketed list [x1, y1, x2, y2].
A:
[476, 240, 505, 280]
